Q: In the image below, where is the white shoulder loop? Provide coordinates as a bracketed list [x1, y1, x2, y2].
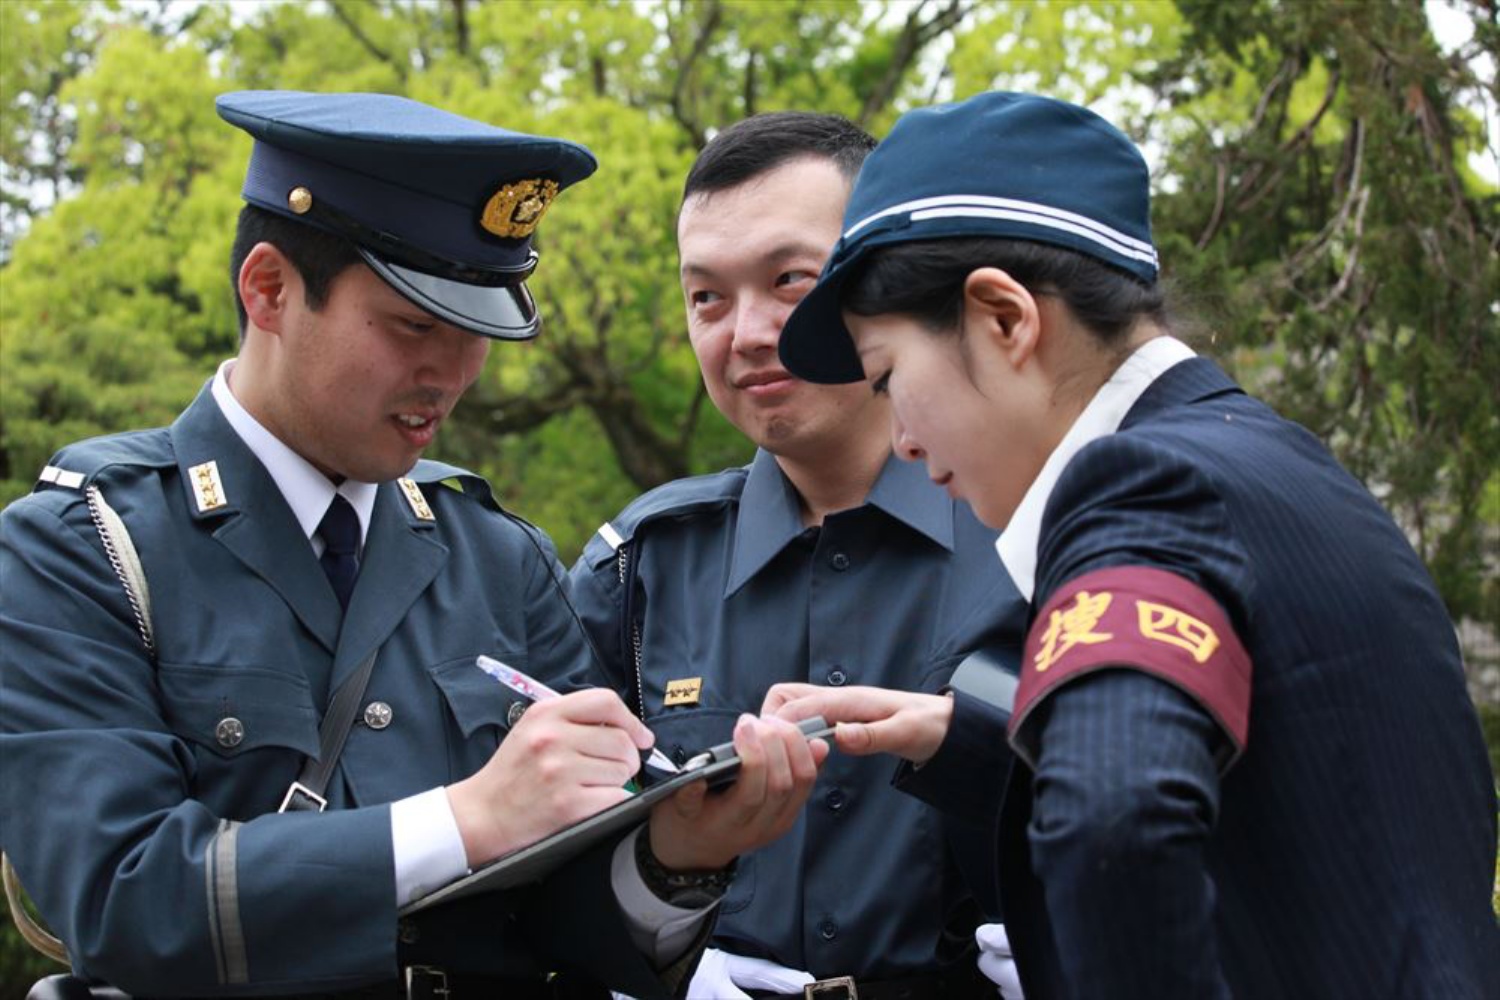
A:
[38, 465, 85, 489]
[596, 521, 625, 552]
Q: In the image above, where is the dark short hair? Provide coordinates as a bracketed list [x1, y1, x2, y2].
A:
[682, 112, 876, 202]
[843, 237, 1169, 348]
[229, 205, 362, 337]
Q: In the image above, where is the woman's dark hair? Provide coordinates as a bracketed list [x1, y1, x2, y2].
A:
[843, 237, 1169, 347]
[229, 204, 362, 338]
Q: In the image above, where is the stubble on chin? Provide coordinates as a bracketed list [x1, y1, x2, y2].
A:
[757, 414, 799, 449]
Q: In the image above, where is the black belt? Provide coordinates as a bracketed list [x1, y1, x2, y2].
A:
[749, 965, 990, 1000]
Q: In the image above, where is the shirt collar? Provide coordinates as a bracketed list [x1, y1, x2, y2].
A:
[724, 447, 957, 597]
[865, 450, 955, 552]
[211, 359, 377, 548]
[725, 449, 808, 597]
[995, 335, 1196, 602]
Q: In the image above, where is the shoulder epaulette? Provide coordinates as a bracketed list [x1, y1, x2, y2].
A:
[405, 458, 498, 509]
[581, 465, 749, 568]
[33, 429, 174, 493]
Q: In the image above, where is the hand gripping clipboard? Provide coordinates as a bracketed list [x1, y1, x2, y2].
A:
[398, 716, 835, 916]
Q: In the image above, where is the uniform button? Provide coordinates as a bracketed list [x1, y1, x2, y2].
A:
[827, 668, 847, 686]
[506, 701, 529, 728]
[819, 919, 838, 940]
[829, 552, 850, 571]
[215, 717, 245, 749]
[362, 701, 393, 730]
[825, 789, 846, 812]
[398, 920, 420, 945]
[671, 745, 688, 767]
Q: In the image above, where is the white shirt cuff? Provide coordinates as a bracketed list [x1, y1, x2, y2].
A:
[390, 787, 469, 908]
[611, 826, 717, 965]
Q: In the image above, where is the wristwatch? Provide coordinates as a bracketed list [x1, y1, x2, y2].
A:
[634, 828, 736, 907]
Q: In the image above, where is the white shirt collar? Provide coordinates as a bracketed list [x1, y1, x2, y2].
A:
[211, 359, 377, 550]
[996, 335, 1197, 602]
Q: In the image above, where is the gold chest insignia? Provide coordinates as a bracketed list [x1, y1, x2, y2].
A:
[663, 677, 703, 707]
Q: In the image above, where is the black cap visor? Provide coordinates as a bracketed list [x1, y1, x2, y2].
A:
[361, 249, 541, 340]
[777, 260, 865, 385]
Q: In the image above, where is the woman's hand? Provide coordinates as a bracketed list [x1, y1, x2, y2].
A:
[762, 683, 955, 765]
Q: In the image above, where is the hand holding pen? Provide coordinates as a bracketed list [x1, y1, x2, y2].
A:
[458, 657, 830, 876]
[476, 655, 679, 776]
[446, 662, 657, 868]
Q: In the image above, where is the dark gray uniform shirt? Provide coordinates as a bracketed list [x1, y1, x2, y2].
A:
[567, 449, 1027, 981]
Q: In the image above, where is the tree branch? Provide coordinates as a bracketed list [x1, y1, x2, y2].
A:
[678, 379, 709, 452]
[450, 0, 469, 58]
[450, 369, 590, 441]
[857, 0, 970, 127]
[669, 0, 723, 148]
[1236, 65, 1340, 215]
[1195, 156, 1230, 250]
[743, 47, 758, 118]
[330, 1, 407, 81]
[1283, 118, 1366, 279]
[1311, 185, 1369, 312]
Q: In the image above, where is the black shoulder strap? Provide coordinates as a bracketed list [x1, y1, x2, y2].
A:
[279, 650, 379, 813]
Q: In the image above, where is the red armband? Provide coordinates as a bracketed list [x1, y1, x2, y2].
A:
[1008, 565, 1252, 772]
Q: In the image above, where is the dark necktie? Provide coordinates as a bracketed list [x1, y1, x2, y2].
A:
[318, 494, 360, 610]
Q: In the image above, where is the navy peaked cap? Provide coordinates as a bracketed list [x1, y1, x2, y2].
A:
[780, 91, 1158, 384]
[217, 90, 597, 339]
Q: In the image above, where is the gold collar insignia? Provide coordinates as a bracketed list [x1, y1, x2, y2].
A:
[398, 478, 435, 521]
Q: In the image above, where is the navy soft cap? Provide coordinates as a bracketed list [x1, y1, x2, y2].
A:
[779, 91, 1158, 384]
[218, 90, 597, 339]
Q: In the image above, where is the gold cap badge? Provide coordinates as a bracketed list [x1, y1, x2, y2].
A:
[664, 677, 703, 708]
[480, 178, 559, 238]
[398, 478, 435, 521]
[188, 461, 227, 512]
[287, 186, 313, 215]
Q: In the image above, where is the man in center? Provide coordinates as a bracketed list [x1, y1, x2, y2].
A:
[568, 113, 1028, 998]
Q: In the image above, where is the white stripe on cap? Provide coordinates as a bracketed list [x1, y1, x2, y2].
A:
[910, 207, 1158, 267]
[844, 193, 1157, 268]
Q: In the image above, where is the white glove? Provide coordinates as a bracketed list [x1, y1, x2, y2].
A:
[976, 922, 1025, 999]
[684, 947, 816, 998]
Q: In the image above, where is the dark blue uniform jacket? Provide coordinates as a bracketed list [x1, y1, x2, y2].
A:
[0, 385, 680, 998]
[903, 358, 1499, 999]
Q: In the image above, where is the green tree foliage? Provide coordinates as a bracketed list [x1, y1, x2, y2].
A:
[1155, 0, 1499, 635]
[1, 0, 1496, 983]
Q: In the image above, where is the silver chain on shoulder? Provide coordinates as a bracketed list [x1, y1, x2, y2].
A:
[85, 484, 156, 656]
[618, 546, 646, 718]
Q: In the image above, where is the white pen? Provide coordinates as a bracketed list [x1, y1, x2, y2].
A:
[475, 655, 678, 774]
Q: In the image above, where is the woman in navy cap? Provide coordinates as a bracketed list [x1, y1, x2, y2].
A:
[766, 91, 1498, 999]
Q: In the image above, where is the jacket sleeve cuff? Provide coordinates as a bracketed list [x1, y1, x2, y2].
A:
[892, 688, 1013, 827]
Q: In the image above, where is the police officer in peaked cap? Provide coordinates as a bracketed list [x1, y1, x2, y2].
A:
[0, 90, 827, 999]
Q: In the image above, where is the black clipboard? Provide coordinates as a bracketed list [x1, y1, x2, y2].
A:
[398, 716, 834, 916]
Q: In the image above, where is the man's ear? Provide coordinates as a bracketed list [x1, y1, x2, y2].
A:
[961, 267, 1043, 369]
[238, 242, 297, 335]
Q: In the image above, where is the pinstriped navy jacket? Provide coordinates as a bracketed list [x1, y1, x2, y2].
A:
[906, 357, 1498, 999]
